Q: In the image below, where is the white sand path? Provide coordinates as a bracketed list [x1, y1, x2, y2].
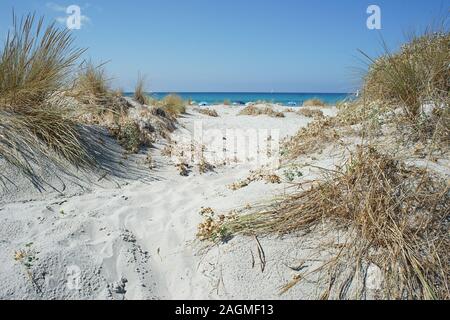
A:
[0, 104, 341, 299]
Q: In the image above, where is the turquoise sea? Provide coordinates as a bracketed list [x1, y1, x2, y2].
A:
[124, 92, 353, 106]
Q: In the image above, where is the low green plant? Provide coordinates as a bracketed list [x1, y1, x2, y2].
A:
[113, 120, 142, 153]
[14, 243, 37, 269]
[283, 165, 303, 182]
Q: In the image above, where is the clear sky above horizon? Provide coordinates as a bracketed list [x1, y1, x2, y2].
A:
[0, 0, 448, 92]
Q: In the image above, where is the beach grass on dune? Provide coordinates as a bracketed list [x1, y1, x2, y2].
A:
[302, 98, 326, 107]
[72, 61, 111, 105]
[194, 107, 219, 117]
[199, 146, 450, 299]
[0, 13, 94, 182]
[362, 32, 449, 116]
[69, 62, 133, 126]
[1, 107, 92, 165]
[361, 28, 449, 144]
[297, 108, 324, 119]
[282, 117, 342, 158]
[158, 94, 186, 116]
[239, 105, 285, 118]
[0, 14, 84, 108]
[109, 118, 143, 153]
[134, 74, 148, 105]
[0, 106, 94, 190]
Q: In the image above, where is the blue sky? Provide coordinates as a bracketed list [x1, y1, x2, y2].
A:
[0, 0, 447, 92]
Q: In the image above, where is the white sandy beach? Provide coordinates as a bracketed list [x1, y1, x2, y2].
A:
[0, 0, 448, 303]
[0, 102, 352, 300]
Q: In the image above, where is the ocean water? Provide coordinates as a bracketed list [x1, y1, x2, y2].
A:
[124, 92, 353, 106]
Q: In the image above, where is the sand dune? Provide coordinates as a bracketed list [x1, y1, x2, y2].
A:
[0, 103, 346, 299]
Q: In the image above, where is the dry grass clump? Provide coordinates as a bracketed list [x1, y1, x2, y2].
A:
[0, 13, 93, 182]
[336, 101, 372, 126]
[197, 207, 237, 242]
[239, 105, 285, 118]
[260, 106, 284, 118]
[69, 61, 131, 127]
[194, 108, 219, 117]
[430, 103, 450, 146]
[390, 99, 450, 149]
[198, 158, 215, 174]
[303, 99, 326, 107]
[0, 14, 84, 108]
[112, 88, 123, 97]
[12, 108, 91, 164]
[283, 99, 382, 159]
[238, 105, 258, 116]
[0, 108, 93, 181]
[134, 74, 149, 105]
[176, 162, 190, 176]
[161, 144, 173, 157]
[361, 28, 449, 146]
[72, 65, 151, 153]
[99, 93, 177, 155]
[158, 94, 186, 116]
[200, 147, 450, 299]
[229, 169, 281, 191]
[70, 61, 132, 121]
[282, 118, 341, 158]
[71, 61, 110, 105]
[145, 152, 155, 169]
[297, 108, 324, 119]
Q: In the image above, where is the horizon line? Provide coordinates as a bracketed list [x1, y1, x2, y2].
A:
[123, 91, 353, 94]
